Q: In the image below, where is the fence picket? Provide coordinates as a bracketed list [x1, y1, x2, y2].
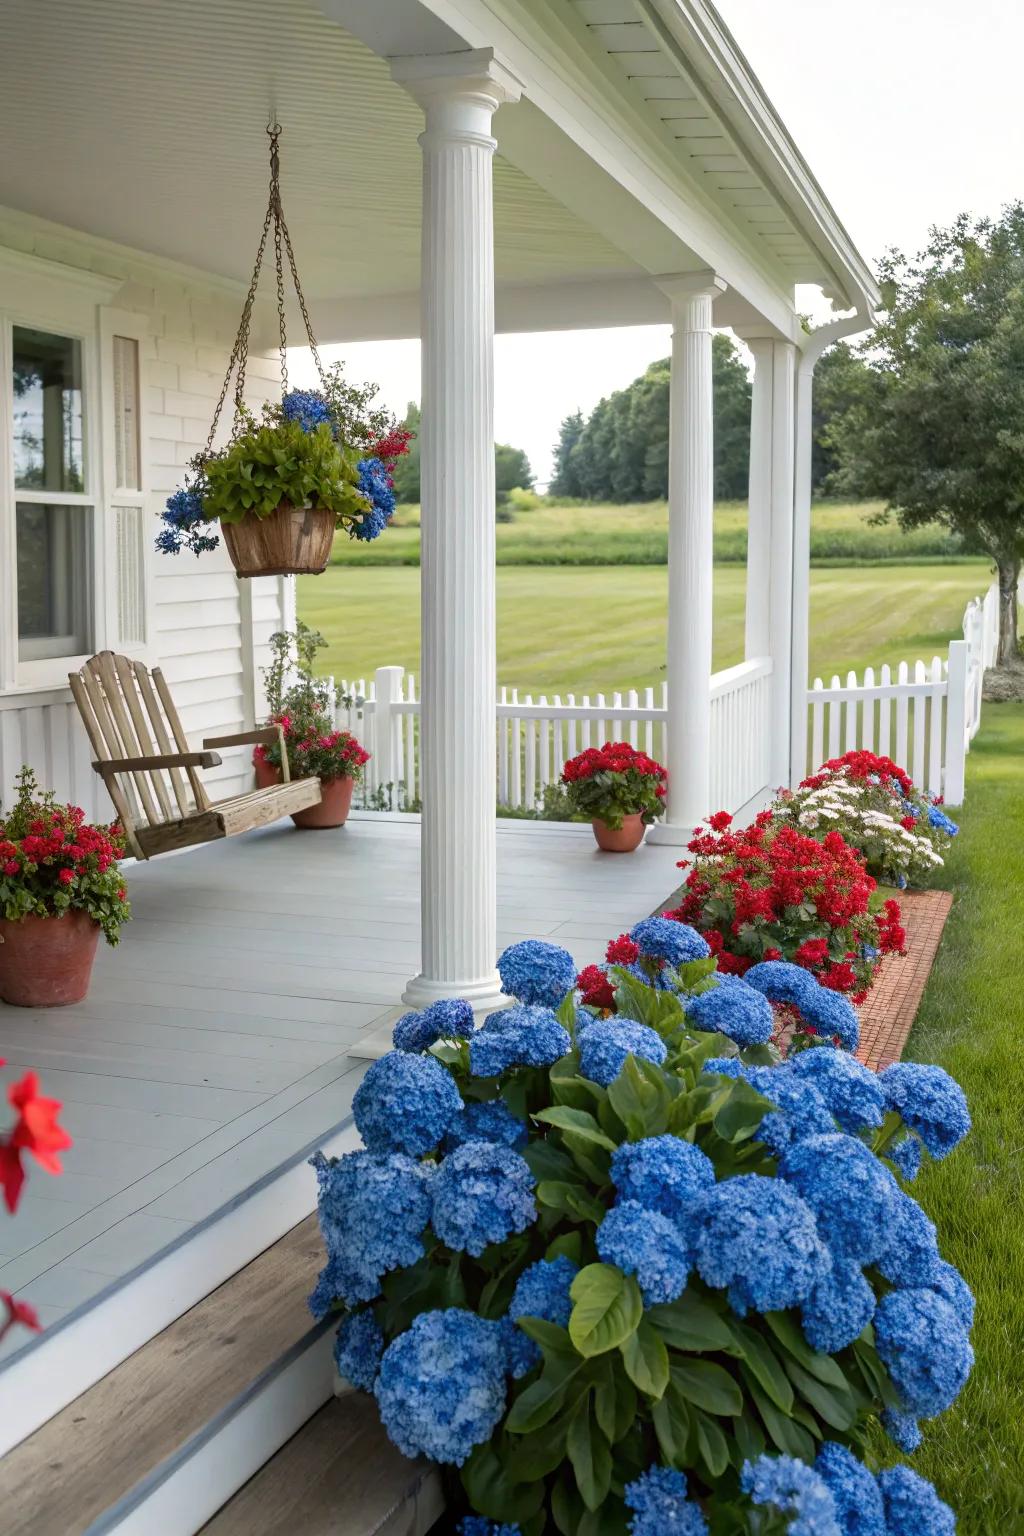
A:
[895, 662, 909, 766]
[862, 668, 875, 750]
[525, 695, 537, 810]
[539, 696, 551, 794]
[510, 687, 522, 808]
[828, 676, 842, 757]
[627, 689, 639, 748]
[498, 684, 508, 807]
[911, 661, 926, 787]
[878, 665, 891, 757]
[644, 687, 654, 756]
[567, 695, 578, 761]
[928, 657, 944, 796]
[596, 694, 607, 748]
[811, 680, 824, 771]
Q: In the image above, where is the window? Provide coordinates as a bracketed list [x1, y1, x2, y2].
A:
[11, 325, 94, 665]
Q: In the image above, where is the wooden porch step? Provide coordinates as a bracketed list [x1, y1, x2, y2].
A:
[200, 1395, 445, 1535]
[0, 1214, 331, 1535]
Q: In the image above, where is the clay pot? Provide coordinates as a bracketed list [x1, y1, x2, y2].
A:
[0, 909, 100, 1007]
[221, 502, 335, 578]
[291, 775, 355, 829]
[253, 755, 279, 791]
[592, 813, 646, 853]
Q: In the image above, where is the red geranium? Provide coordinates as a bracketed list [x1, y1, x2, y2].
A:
[664, 813, 905, 996]
[576, 964, 616, 1013]
[801, 750, 914, 800]
[560, 743, 667, 831]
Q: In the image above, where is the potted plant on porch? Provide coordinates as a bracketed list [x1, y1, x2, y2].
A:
[0, 768, 130, 1006]
[560, 742, 668, 852]
[253, 624, 370, 829]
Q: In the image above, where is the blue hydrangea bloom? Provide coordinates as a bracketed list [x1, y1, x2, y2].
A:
[788, 1048, 885, 1133]
[630, 917, 710, 966]
[745, 1065, 835, 1157]
[458, 1520, 522, 1536]
[703, 1056, 745, 1078]
[624, 1466, 709, 1536]
[877, 1467, 956, 1536]
[356, 456, 397, 537]
[740, 1454, 840, 1536]
[743, 961, 818, 1008]
[610, 1135, 715, 1232]
[158, 487, 219, 555]
[374, 1309, 506, 1465]
[282, 388, 332, 431]
[881, 1407, 922, 1453]
[692, 1174, 829, 1315]
[308, 1150, 433, 1310]
[873, 1287, 973, 1417]
[888, 1132, 923, 1181]
[800, 1259, 877, 1354]
[796, 987, 860, 1052]
[444, 1098, 528, 1152]
[929, 1259, 975, 1330]
[392, 998, 475, 1054]
[334, 1309, 384, 1391]
[880, 1062, 971, 1160]
[685, 976, 774, 1046]
[431, 1140, 536, 1257]
[469, 1005, 571, 1077]
[502, 1255, 578, 1377]
[814, 1443, 886, 1536]
[780, 1135, 898, 1263]
[578, 1018, 667, 1088]
[497, 939, 578, 1008]
[875, 1191, 941, 1287]
[353, 1050, 463, 1156]
[928, 803, 959, 837]
[596, 1200, 691, 1305]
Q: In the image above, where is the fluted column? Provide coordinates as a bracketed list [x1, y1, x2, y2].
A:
[391, 50, 522, 1009]
[648, 273, 726, 845]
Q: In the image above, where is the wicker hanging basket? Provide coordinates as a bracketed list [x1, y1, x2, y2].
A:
[201, 124, 341, 580]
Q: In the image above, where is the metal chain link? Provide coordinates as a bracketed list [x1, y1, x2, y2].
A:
[202, 122, 321, 461]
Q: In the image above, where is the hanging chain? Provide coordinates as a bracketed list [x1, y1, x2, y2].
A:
[202, 122, 324, 461]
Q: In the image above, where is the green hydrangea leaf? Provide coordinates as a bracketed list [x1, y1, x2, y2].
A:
[569, 1264, 643, 1357]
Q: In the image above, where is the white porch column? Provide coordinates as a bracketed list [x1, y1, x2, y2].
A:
[648, 273, 726, 845]
[391, 50, 522, 1010]
[743, 338, 774, 661]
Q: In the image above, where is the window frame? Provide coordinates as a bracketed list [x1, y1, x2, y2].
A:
[0, 253, 128, 693]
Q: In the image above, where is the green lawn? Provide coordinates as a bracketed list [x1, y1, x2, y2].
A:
[298, 561, 990, 695]
[329, 499, 976, 567]
[890, 705, 1024, 1530]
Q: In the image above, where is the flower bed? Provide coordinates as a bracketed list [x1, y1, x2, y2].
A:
[774, 752, 958, 889]
[664, 812, 905, 1006]
[309, 925, 972, 1535]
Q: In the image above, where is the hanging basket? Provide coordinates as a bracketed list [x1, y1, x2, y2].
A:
[221, 502, 336, 578]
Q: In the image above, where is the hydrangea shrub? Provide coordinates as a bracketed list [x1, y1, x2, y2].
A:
[310, 930, 971, 1535]
[665, 812, 906, 1004]
[773, 751, 958, 889]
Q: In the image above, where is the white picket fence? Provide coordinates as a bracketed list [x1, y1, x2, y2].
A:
[334, 655, 774, 819]
[803, 579, 1001, 806]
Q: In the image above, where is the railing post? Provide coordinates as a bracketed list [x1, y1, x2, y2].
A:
[373, 666, 403, 808]
[943, 640, 968, 806]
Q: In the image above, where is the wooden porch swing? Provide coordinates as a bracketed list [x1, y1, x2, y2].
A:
[69, 651, 321, 859]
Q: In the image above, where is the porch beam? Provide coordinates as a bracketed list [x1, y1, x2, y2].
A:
[647, 270, 726, 845]
[391, 47, 522, 1011]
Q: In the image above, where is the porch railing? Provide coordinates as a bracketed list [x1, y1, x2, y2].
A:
[335, 656, 774, 819]
[802, 578, 1000, 806]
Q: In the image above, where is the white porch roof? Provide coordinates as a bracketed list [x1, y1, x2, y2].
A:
[0, 0, 878, 340]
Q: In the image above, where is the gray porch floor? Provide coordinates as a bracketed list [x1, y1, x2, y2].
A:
[0, 812, 682, 1359]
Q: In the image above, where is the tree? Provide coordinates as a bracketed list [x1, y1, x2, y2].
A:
[550, 410, 584, 497]
[712, 333, 752, 500]
[494, 443, 534, 496]
[391, 401, 420, 504]
[811, 342, 875, 493]
[829, 207, 1024, 666]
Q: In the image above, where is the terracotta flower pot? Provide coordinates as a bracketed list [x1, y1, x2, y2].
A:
[291, 775, 355, 829]
[592, 813, 646, 853]
[0, 909, 100, 1007]
[253, 756, 280, 790]
[221, 501, 336, 579]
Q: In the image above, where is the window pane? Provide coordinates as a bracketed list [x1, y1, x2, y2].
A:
[12, 327, 85, 492]
[17, 503, 94, 661]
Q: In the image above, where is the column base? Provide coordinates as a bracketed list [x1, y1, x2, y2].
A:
[402, 970, 508, 1016]
[645, 820, 698, 847]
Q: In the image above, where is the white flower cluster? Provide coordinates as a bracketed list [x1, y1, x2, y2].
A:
[775, 773, 944, 886]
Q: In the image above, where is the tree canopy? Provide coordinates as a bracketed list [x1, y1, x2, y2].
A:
[391, 402, 534, 508]
[828, 206, 1024, 665]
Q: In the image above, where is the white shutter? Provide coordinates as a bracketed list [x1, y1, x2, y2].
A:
[112, 335, 140, 491]
[114, 504, 146, 645]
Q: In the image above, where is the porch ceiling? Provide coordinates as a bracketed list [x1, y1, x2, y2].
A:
[0, 0, 641, 308]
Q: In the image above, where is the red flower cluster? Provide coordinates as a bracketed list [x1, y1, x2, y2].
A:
[576, 964, 616, 1012]
[665, 815, 905, 997]
[0, 1065, 72, 1214]
[605, 933, 640, 965]
[258, 715, 370, 784]
[371, 425, 414, 475]
[801, 750, 913, 800]
[561, 743, 667, 787]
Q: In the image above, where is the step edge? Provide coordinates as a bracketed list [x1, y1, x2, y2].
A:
[84, 1320, 336, 1536]
[0, 1111, 358, 1457]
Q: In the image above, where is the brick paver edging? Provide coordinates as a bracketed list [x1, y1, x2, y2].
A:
[856, 889, 954, 1070]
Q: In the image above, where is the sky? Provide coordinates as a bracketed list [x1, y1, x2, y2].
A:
[296, 0, 1024, 487]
